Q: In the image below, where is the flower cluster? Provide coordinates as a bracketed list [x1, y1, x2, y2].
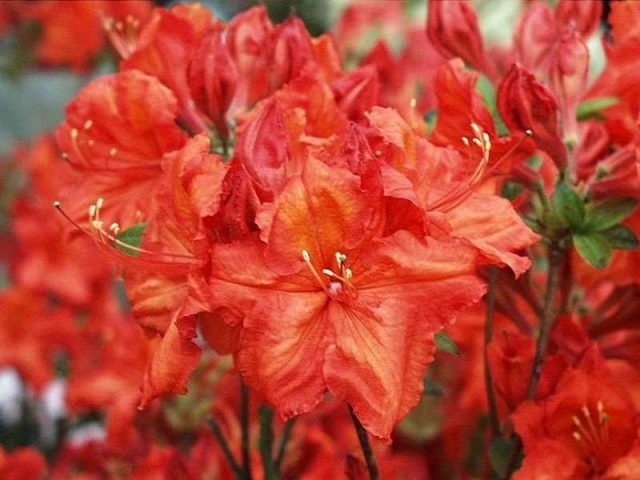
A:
[1, 0, 640, 479]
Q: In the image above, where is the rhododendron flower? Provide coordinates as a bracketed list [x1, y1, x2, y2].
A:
[209, 157, 486, 439]
[513, 348, 640, 479]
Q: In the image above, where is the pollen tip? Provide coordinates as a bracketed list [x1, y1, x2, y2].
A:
[301, 250, 311, 262]
[525, 129, 533, 136]
[53, 200, 61, 209]
[322, 268, 336, 277]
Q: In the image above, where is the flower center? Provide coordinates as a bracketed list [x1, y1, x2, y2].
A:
[301, 250, 357, 300]
[571, 400, 611, 473]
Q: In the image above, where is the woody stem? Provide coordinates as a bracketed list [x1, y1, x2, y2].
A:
[504, 241, 565, 478]
[526, 241, 564, 400]
[484, 266, 501, 438]
[349, 405, 380, 480]
[241, 381, 253, 480]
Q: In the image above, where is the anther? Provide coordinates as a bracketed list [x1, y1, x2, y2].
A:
[345, 268, 353, 279]
[53, 200, 61, 208]
[472, 137, 483, 148]
[88, 204, 96, 217]
[70, 128, 79, 139]
[302, 250, 311, 262]
[410, 98, 417, 109]
[573, 431, 582, 441]
[322, 268, 338, 278]
[96, 197, 104, 209]
[461, 136, 470, 147]
[83, 120, 93, 130]
[61, 152, 68, 160]
[109, 147, 117, 157]
[525, 129, 533, 136]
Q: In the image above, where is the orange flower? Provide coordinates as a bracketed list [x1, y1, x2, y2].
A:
[208, 157, 486, 439]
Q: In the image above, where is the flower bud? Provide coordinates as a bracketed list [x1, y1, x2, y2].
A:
[188, 30, 237, 141]
[550, 32, 589, 146]
[555, 0, 602, 38]
[497, 64, 567, 168]
[426, 0, 486, 72]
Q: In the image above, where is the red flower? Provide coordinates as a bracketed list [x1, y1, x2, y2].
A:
[209, 157, 486, 439]
[512, 348, 640, 479]
[55, 69, 188, 226]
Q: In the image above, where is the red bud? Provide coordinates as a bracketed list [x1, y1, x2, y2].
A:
[426, 0, 487, 72]
[188, 30, 237, 141]
[555, 0, 602, 38]
[550, 32, 589, 145]
[497, 64, 567, 168]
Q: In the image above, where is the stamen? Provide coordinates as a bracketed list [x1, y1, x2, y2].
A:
[302, 250, 328, 292]
[70, 128, 79, 140]
[573, 431, 582, 441]
[410, 98, 417, 109]
[83, 120, 93, 130]
[461, 136, 470, 147]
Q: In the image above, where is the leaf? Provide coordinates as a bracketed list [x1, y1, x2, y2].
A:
[583, 198, 638, 232]
[489, 437, 516, 478]
[552, 182, 585, 230]
[476, 74, 509, 136]
[435, 331, 460, 355]
[576, 96, 619, 121]
[602, 225, 639, 250]
[573, 232, 612, 269]
[115, 223, 147, 256]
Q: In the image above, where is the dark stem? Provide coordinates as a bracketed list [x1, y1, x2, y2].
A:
[504, 241, 565, 478]
[484, 266, 501, 438]
[241, 381, 253, 480]
[259, 405, 277, 480]
[349, 405, 380, 480]
[275, 418, 296, 473]
[208, 418, 244, 480]
[526, 241, 564, 400]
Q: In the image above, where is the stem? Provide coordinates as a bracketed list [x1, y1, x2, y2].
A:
[484, 266, 501, 438]
[349, 405, 379, 480]
[275, 418, 296, 473]
[208, 418, 244, 480]
[504, 241, 564, 478]
[241, 382, 253, 480]
[526, 241, 564, 400]
[259, 405, 277, 480]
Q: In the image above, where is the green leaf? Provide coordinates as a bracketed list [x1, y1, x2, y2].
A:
[435, 332, 460, 355]
[602, 225, 639, 250]
[552, 182, 585, 229]
[476, 74, 509, 136]
[583, 198, 638, 231]
[115, 223, 147, 256]
[489, 437, 516, 479]
[576, 96, 619, 121]
[573, 232, 612, 268]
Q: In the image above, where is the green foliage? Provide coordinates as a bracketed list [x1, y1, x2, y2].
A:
[435, 331, 460, 355]
[583, 198, 638, 231]
[576, 96, 620, 121]
[552, 182, 585, 230]
[573, 232, 612, 269]
[115, 224, 147, 256]
[489, 437, 516, 479]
